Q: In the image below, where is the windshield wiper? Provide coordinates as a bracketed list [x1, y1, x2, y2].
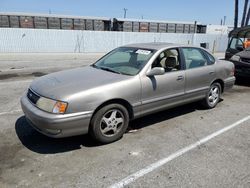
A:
[92, 65, 131, 75]
[98, 66, 121, 74]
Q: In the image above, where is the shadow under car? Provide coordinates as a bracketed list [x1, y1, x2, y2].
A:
[15, 101, 216, 154]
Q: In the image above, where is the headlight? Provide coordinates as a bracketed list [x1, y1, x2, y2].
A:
[36, 97, 68, 114]
[230, 55, 241, 62]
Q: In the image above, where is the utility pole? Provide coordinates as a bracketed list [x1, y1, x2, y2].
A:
[123, 8, 128, 18]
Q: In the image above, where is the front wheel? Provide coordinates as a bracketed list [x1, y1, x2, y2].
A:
[90, 104, 129, 144]
[202, 83, 221, 109]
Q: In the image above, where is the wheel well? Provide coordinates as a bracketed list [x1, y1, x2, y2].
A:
[92, 99, 134, 120]
[212, 79, 224, 93]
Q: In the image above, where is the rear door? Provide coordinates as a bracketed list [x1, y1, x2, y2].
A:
[181, 47, 215, 99]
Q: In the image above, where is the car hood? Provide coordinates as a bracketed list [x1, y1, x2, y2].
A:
[30, 66, 130, 100]
[236, 50, 250, 59]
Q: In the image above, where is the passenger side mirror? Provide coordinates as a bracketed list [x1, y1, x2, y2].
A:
[146, 67, 165, 76]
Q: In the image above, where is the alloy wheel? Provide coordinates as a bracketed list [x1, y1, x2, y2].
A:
[100, 109, 124, 137]
[208, 85, 219, 106]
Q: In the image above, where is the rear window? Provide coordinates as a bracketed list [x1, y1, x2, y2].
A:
[182, 48, 208, 69]
[203, 50, 215, 65]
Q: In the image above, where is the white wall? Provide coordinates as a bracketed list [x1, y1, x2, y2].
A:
[0, 28, 228, 53]
[206, 25, 230, 35]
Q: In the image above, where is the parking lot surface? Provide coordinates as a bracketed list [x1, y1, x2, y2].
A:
[0, 53, 104, 81]
[0, 54, 249, 188]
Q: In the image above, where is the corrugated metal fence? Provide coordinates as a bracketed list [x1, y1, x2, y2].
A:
[0, 28, 228, 53]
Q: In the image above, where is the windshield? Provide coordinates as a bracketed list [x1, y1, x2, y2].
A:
[93, 47, 155, 76]
[229, 37, 244, 50]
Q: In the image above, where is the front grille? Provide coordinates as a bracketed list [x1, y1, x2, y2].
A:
[241, 58, 250, 63]
[27, 89, 40, 104]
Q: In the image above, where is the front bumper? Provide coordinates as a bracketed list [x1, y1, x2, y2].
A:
[21, 95, 93, 138]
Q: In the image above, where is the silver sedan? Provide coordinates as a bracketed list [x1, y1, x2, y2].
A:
[21, 43, 235, 143]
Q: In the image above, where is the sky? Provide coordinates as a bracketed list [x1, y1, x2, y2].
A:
[0, 0, 245, 25]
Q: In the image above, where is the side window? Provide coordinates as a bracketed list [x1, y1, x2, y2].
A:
[229, 38, 243, 49]
[151, 52, 164, 68]
[152, 48, 181, 72]
[182, 48, 208, 69]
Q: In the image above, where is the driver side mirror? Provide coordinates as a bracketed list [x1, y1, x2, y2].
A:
[146, 67, 165, 76]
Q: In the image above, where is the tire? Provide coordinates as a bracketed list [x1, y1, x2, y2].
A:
[90, 104, 129, 144]
[202, 82, 221, 109]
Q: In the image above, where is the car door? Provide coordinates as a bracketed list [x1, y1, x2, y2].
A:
[225, 37, 244, 60]
[181, 47, 215, 99]
[140, 48, 185, 116]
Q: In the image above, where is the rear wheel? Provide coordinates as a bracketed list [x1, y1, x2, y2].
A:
[90, 104, 129, 144]
[202, 83, 221, 109]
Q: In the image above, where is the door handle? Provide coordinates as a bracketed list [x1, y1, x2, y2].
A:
[209, 71, 215, 75]
[177, 75, 184, 81]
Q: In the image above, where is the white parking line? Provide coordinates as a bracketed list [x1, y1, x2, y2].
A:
[110, 115, 250, 188]
[0, 109, 22, 116]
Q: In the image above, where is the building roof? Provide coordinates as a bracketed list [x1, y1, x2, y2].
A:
[0, 12, 111, 21]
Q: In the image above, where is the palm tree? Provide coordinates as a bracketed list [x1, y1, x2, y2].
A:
[234, 0, 239, 29]
[245, 7, 250, 25]
[241, 0, 249, 26]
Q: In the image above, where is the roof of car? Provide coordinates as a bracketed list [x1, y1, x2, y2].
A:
[123, 42, 183, 50]
[122, 43, 214, 56]
[229, 25, 250, 38]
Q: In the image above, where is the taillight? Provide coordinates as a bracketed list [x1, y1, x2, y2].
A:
[230, 67, 235, 76]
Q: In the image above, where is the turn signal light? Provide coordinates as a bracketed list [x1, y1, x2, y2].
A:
[53, 102, 68, 114]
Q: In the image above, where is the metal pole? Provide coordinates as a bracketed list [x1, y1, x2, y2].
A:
[194, 21, 197, 33]
[223, 16, 226, 25]
[212, 40, 216, 54]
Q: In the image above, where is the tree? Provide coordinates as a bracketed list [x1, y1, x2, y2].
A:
[241, 0, 249, 26]
[234, 0, 239, 29]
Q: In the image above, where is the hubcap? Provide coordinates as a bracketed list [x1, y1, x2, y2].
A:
[208, 86, 219, 105]
[100, 109, 124, 137]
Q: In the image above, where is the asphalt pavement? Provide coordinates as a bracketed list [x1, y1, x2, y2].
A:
[0, 53, 249, 188]
[0, 53, 104, 81]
